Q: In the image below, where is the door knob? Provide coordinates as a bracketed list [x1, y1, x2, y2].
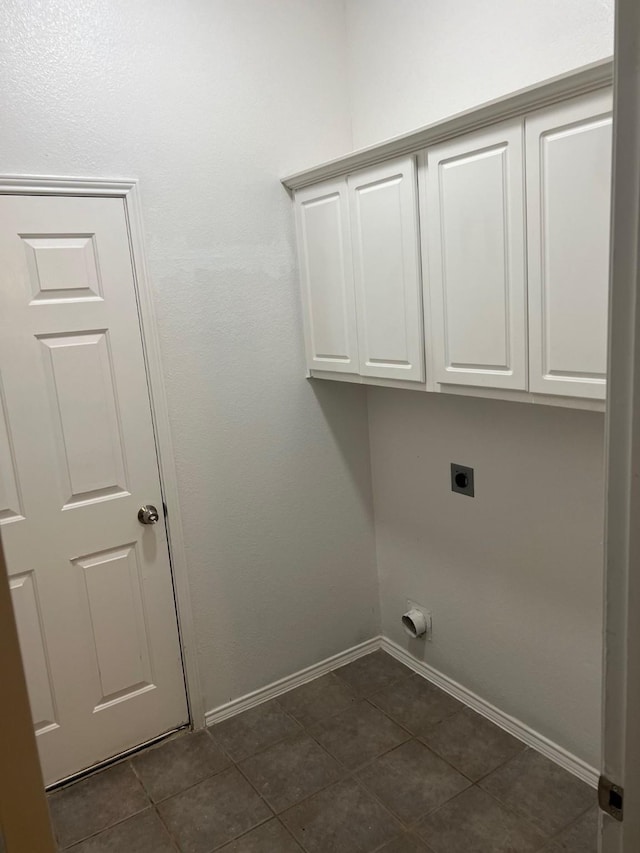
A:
[138, 505, 159, 525]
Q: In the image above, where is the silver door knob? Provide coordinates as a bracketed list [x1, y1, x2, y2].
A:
[138, 505, 159, 525]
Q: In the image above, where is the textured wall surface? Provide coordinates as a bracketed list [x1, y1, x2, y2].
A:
[345, 0, 614, 147]
[368, 391, 605, 767]
[0, 0, 379, 712]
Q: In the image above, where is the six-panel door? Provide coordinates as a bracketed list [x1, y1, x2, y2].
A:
[0, 194, 188, 784]
[526, 91, 613, 399]
[348, 157, 424, 382]
[425, 120, 528, 390]
[294, 178, 359, 374]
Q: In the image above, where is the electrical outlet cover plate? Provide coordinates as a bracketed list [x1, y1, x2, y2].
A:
[451, 463, 474, 497]
[406, 600, 432, 640]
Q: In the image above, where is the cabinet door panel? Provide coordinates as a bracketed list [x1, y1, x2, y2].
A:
[348, 157, 424, 382]
[294, 179, 359, 374]
[426, 120, 527, 389]
[526, 90, 612, 399]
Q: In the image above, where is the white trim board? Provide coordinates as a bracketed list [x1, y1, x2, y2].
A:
[205, 637, 381, 726]
[281, 58, 612, 190]
[0, 174, 204, 728]
[380, 637, 599, 789]
[204, 634, 598, 789]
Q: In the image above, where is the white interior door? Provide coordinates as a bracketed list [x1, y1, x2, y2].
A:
[425, 120, 527, 390]
[294, 178, 359, 375]
[526, 90, 612, 400]
[348, 156, 424, 382]
[0, 193, 188, 785]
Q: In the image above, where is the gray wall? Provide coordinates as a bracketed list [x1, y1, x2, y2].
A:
[346, 0, 614, 147]
[368, 391, 605, 767]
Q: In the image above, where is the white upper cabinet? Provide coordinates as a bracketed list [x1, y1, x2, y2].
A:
[294, 178, 359, 374]
[295, 158, 424, 384]
[526, 91, 612, 399]
[288, 70, 612, 408]
[348, 157, 424, 382]
[425, 119, 527, 390]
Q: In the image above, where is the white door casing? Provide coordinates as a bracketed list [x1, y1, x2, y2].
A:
[601, 0, 640, 848]
[425, 120, 528, 390]
[348, 156, 424, 382]
[0, 187, 191, 784]
[294, 178, 360, 374]
[526, 90, 612, 400]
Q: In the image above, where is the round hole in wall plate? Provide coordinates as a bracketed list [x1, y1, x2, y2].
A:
[402, 608, 428, 639]
[454, 472, 469, 489]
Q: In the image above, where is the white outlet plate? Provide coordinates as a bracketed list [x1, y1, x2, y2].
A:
[406, 599, 432, 640]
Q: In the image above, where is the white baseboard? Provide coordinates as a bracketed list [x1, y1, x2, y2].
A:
[380, 637, 599, 789]
[204, 634, 598, 790]
[205, 636, 381, 727]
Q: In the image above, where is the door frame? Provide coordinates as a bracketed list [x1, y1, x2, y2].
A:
[0, 174, 205, 729]
[601, 0, 640, 849]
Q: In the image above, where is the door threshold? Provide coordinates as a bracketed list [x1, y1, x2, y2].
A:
[46, 724, 191, 792]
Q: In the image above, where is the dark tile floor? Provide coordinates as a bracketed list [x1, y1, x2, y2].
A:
[48, 651, 598, 853]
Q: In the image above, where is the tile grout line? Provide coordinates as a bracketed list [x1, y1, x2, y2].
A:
[208, 808, 274, 853]
[60, 802, 151, 851]
[57, 761, 152, 851]
[473, 762, 592, 842]
[137, 762, 232, 809]
[324, 705, 476, 789]
[414, 727, 527, 786]
[231, 757, 281, 817]
[274, 670, 360, 726]
[277, 770, 406, 853]
[530, 800, 598, 850]
[274, 814, 307, 853]
[400, 780, 555, 845]
[60, 809, 150, 851]
[128, 755, 156, 803]
[210, 701, 306, 764]
[152, 807, 181, 853]
[131, 735, 182, 853]
[224, 714, 349, 820]
[239, 749, 348, 826]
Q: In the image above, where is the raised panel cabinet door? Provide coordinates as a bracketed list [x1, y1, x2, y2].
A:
[526, 90, 612, 399]
[0, 194, 188, 785]
[294, 178, 359, 374]
[348, 157, 424, 382]
[425, 120, 527, 390]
